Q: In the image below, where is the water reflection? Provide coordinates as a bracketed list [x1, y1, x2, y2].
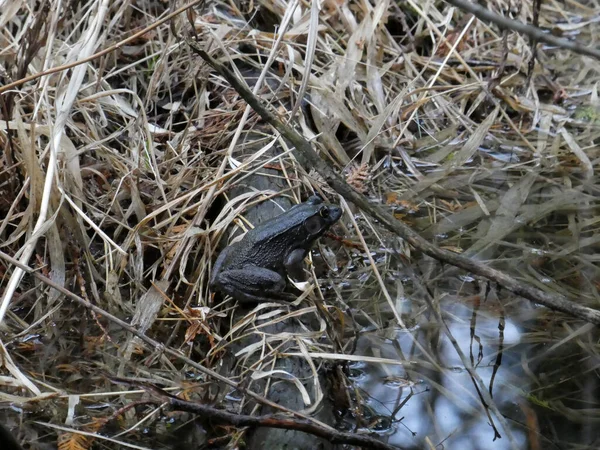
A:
[349, 300, 598, 449]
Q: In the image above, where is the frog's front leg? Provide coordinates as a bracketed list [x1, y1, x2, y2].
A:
[284, 248, 308, 281]
[213, 265, 288, 303]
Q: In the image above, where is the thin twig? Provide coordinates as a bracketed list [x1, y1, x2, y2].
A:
[412, 279, 520, 450]
[0, 0, 206, 95]
[186, 38, 600, 325]
[444, 0, 600, 60]
[118, 380, 400, 450]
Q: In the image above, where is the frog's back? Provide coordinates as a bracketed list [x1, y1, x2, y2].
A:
[224, 203, 315, 270]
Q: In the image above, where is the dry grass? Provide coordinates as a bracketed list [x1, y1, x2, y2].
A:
[1, 0, 600, 448]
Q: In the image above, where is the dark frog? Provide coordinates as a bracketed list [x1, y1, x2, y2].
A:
[210, 195, 342, 303]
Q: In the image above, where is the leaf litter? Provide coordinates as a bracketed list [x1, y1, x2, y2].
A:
[0, 0, 600, 449]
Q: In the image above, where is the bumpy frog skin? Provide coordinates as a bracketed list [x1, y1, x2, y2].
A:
[210, 195, 342, 303]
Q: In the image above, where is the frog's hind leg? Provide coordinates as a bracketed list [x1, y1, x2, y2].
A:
[215, 265, 289, 304]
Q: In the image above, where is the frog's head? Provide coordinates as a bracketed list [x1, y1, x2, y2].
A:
[301, 195, 342, 238]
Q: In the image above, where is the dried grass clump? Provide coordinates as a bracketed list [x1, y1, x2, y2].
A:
[1, 0, 600, 448]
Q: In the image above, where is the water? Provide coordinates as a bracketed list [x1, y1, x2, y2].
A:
[346, 300, 599, 449]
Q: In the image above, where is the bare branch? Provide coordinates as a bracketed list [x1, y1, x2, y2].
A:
[445, 0, 600, 60]
[117, 380, 400, 450]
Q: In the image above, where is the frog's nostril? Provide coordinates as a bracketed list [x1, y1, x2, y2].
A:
[329, 206, 342, 222]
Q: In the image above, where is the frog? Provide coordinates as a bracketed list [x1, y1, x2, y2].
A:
[210, 195, 342, 303]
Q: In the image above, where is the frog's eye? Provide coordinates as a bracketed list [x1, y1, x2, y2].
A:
[319, 206, 330, 218]
[304, 215, 324, 235]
